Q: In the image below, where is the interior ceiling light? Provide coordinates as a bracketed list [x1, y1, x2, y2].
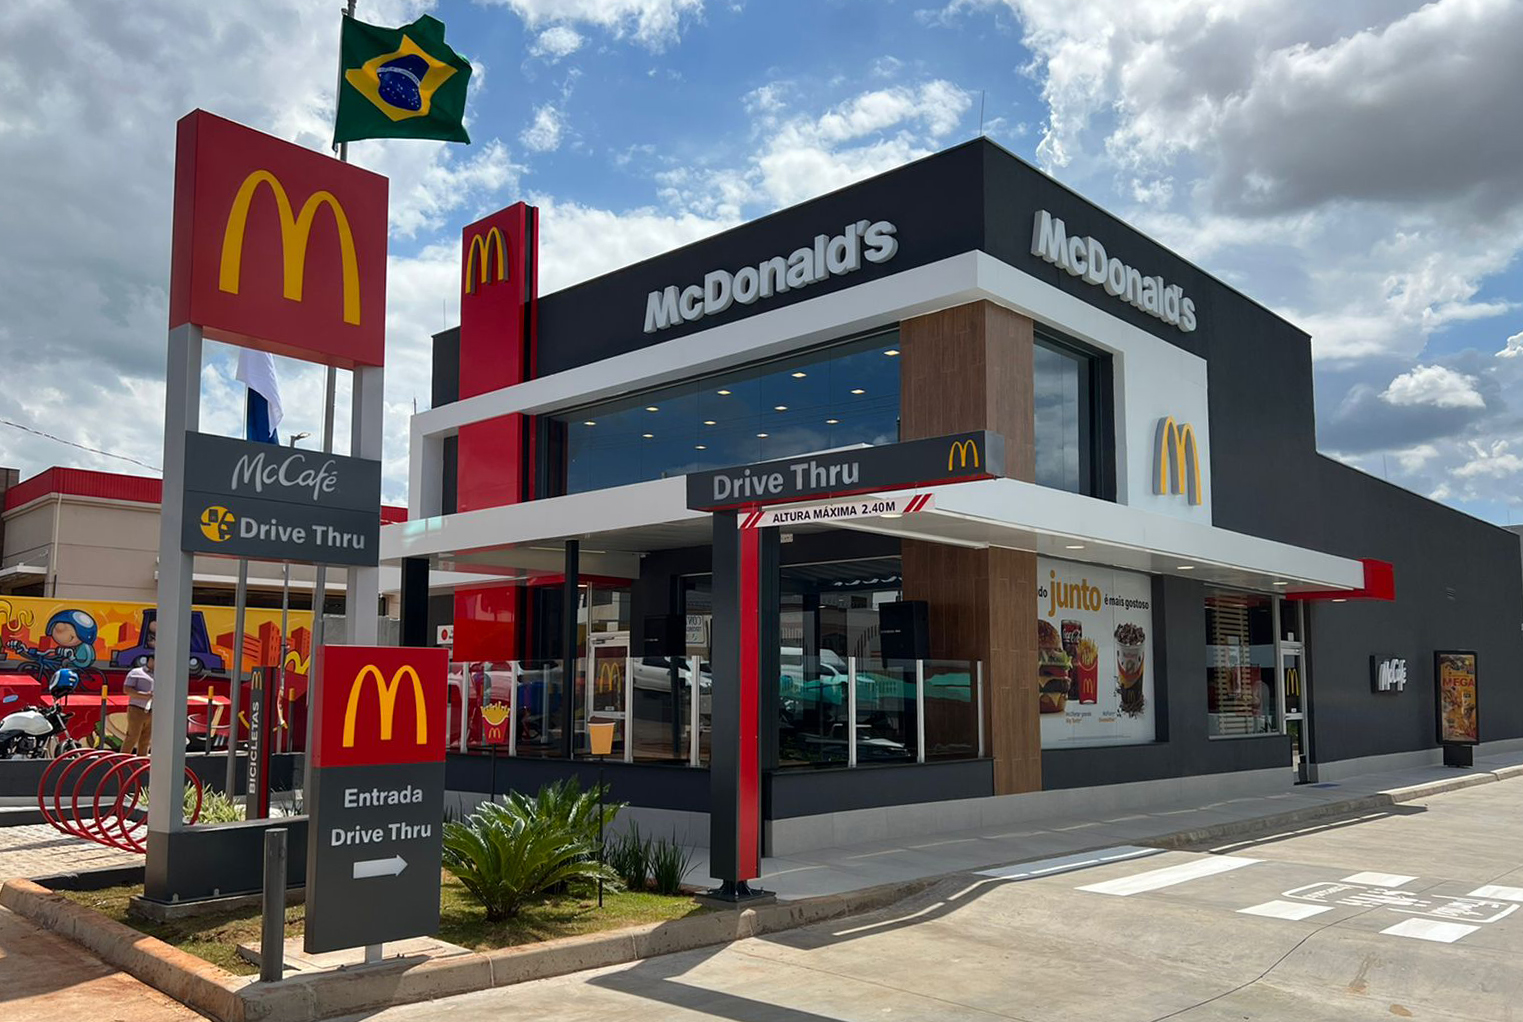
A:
[646, 406, 659, 412]
[703, 419, 717, 426]
[757, 432, 769, 438]
[583, 421, 596, 426]
[1331, 597, 1348, 603]
[717, 389, 732, 396]
[825, 418, 840, 425]
[774, 405, 788, 411]
[791, 371, 807, 378]
[1272, 581, 1289, 586]
[1177, 565, 1195, 571]
[1065, 543, 1084, 550]
[642, 433, 654, 439]
[851, 388, 866, 395]
[695, 444, 707, 450]
[883, 349, 900, 356]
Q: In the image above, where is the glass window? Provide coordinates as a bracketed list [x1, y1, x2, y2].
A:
[1033, 335, 1106, 496]
[1205, 589, 1277, 737]
[552, 332, 901, 496]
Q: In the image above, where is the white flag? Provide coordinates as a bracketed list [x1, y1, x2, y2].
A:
[235, 349, 284, 429]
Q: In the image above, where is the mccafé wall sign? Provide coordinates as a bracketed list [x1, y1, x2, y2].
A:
[168, 110, 389, 368]
[180, 432, 381, 566]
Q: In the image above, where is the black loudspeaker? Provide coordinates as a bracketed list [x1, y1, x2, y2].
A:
[642, 614, 684, 656]
[879, 601, 929, 661]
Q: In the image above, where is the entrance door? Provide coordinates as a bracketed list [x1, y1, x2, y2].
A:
[588, 631, 630, 760]
[1280, 643, 1310, 783]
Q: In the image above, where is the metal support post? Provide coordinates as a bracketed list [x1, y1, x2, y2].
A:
[847, 656, 858, 769]
[915, 659, 926, 764]
[146, 324, 201, 839]
[303, 365, 337, 800]
[623, 657, 634, 764]
[560, 540, 579, 759]
[259, 828, 287, 983]
[688, 655, 701, 767]
[347, 365, 384, 645]
[975, 660, 985, 758]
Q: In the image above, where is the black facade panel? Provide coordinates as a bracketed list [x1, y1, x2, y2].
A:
[431, 327, 460, 407]
[446, 754, 709, 813]
[534, 143, 988, 376]
[766, 760, 994, 819]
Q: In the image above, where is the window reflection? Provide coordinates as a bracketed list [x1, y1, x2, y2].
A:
[556, 333, 902, 495]
[1033, 336, 1100, 495]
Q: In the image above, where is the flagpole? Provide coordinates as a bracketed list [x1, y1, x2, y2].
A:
[336, 0, 356, 163]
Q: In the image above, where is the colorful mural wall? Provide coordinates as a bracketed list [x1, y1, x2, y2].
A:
[0, 595, 313, 679]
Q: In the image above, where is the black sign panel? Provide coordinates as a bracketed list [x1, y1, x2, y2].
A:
[303, 761, 444, 954]
[179, 432, 380, 566]
[686, 431, 1004, 511]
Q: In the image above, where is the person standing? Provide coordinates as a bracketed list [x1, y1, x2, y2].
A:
[123, 655, 154, 756]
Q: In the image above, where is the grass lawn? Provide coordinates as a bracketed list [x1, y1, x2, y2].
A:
[58, 873, 707, 976]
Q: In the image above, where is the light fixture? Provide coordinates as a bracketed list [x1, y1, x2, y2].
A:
[791, 371, 807, 379]
[583, 420, 596, 426]
[642, 433, 654, 439]
[717, 389, 732, 396]
[825, 418, 840, 425]
[851, 388, 866, 395]
[1177, 565, 1195, 571]
[645, 406, 659, 412]
[883, 348, 900, 356]
[774, 405, 788, 411]
[1331, 598, 1348, 603]
[1065, 543, 1084, 550]
[1272, 581, 1289, 587]
[695, 444, 707, 450]
[703, 419, 717, 426]
[880, 511, 903, 519]
[757, 432, 769, 438]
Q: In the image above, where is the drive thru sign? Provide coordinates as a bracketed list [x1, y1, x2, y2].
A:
[305, 645, 448, 954]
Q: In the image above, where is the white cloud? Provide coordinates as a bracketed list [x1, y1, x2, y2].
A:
[1496, 330, 1523, 358]
[1453, 441, 1523, 479]
[1380, 365, 1485, 410]
[534, 197, 735, 293]
[520, 105, 564, 153]
[530, 26, 585, 59]
[483, 0, 704, 50]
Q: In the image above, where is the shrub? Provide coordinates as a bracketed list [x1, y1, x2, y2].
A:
[195, 789, 244, 824]
[504, 776, 622, 845]
[648, 832, 695, 896]
[443, 798, 621, 920]
[605, 823, 650, 891]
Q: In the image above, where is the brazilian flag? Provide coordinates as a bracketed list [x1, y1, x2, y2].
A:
[334, 14, 471, 145]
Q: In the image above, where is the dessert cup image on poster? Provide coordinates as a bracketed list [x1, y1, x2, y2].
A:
[1036, 557, 1155, 747]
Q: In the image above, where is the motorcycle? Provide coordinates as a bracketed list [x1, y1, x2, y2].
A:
[0, 667, 84, 759]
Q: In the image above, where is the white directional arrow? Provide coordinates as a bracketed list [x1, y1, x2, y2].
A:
[352, 855, 408, 880]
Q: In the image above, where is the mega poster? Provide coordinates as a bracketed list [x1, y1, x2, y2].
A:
[1435, 650, 1479, 745]
[1037, 558, 1155, 747]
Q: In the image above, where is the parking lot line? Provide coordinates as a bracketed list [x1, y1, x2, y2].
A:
[1237, 899, 1333, 921]
[1341, 871, 1418, 887]
[1077, 855, 1259, 897]
[1380, 918, 1480, 943]
[1468, 884, 1523, 902]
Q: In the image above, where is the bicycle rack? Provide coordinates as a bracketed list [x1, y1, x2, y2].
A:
[36, 749, 204, 853]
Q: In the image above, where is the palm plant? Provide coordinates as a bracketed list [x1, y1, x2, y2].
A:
[443, 797, 621, 919]
[503, 776, 621, 845]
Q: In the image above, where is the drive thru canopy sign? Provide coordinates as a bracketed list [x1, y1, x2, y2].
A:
[305, 645, 448, 954]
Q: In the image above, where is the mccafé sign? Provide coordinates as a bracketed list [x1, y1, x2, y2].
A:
[169, 110, 389, 368]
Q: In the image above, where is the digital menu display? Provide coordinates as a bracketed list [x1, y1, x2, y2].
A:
[1436, 650, 1479, 745]
[1037, 558, 1155, 747]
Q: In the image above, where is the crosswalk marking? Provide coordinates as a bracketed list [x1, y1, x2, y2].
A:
[1467, 884, 1523, 902]
[1077, 855, 1259, 897]
[1237, 899, 1332, 921]
[1380, 918, 1479, 943]
[1342, 871, 1417, 887]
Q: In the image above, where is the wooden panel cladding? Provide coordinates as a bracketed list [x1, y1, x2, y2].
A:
[902, 540, 1040, 794]
[899, 300, 1035, 482]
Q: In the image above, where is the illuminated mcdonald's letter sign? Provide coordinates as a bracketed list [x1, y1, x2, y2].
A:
[218, 170, 362, 325]
[465, 226, 508, 294]
[948, 439, 980, 472]
[1154, 416, 1203, 506]
[343, 664, 428, 748]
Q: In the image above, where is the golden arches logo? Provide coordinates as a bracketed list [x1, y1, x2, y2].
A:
[218, 169, 362, 325]
[947, 439, 980, 472]
[199, 505, 235, 542]
[1154, 416, 1203, 506]
[342, 664, 428, 748]
[465, 227, 508, 294]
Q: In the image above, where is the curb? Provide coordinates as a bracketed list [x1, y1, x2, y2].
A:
[3, 766, 1515, 1022]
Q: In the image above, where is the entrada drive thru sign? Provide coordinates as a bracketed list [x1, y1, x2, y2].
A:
[305, 645, 448, 954]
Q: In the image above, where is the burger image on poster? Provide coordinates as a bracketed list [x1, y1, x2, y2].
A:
[1037, 620, 1072, 714]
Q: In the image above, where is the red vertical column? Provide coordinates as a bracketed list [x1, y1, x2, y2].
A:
[737, 525, 761, 880]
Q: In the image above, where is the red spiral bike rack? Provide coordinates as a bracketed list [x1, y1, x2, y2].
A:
[37, 749, 204, 853]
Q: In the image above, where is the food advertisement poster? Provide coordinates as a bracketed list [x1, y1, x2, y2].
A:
[1037, 558, 1155, 747]
[1435, 650, 1479, 745]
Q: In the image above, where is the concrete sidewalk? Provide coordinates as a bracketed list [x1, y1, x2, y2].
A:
[690, 752, 1523, 901]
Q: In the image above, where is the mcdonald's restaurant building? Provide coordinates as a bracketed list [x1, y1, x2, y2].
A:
[388, 139, 1523, 858]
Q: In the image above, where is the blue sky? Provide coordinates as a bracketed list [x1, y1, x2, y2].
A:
[1, 0, 1520, 523]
